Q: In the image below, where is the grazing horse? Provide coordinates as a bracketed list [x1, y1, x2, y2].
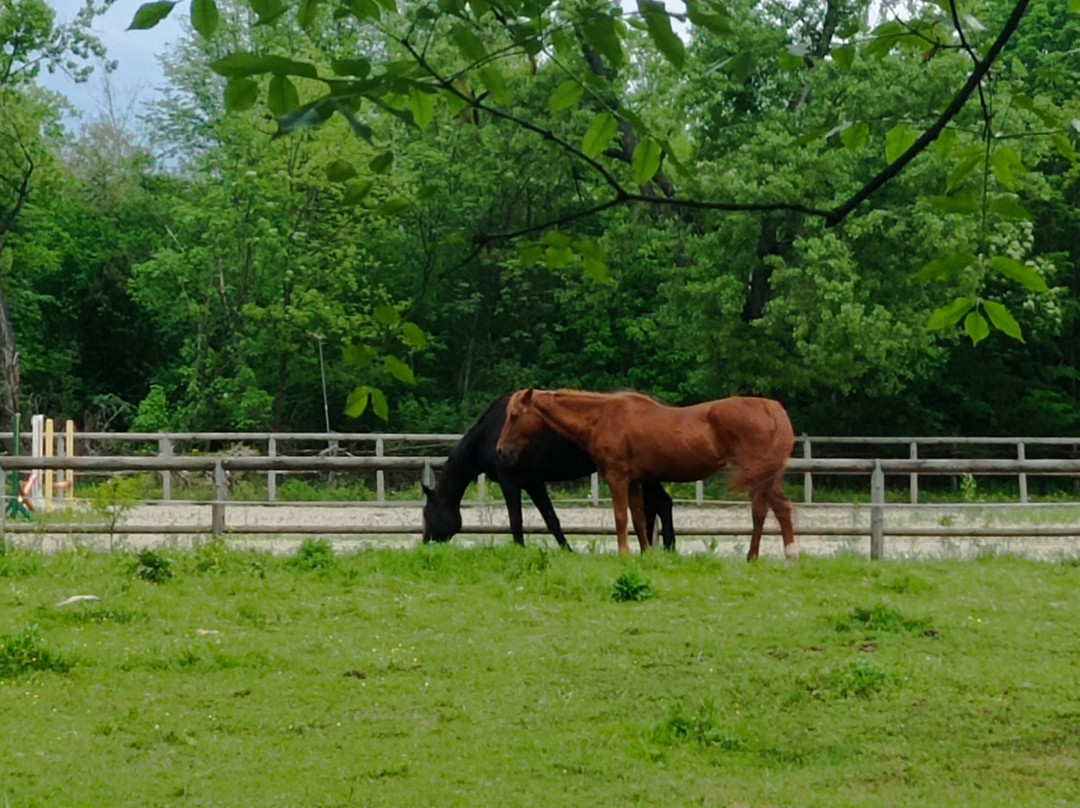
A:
[422, 393, 676, 551]
[496, 389, 796, 561]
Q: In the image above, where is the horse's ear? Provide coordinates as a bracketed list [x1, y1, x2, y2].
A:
[521, 388, 534, 405]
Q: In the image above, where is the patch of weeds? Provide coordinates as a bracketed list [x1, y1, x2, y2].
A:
[877, 573, 931, 595]
[612, 568, 653, 603]
[650, 699, 747, 751]
[0, 551, 42, 579]
[50, 606, 141, 625]
[0, 626, 72, 677]
[287, 538, 336, 572]
[128, 549, 174, 584]
[807, 657, 891, 700]
[190, 540, 232, 574]
[835, 604, 933, 635]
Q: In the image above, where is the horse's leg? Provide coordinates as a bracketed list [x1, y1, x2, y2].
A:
[503, 483, 527, 547]
[767, 484, 798, 561]
[608, 475, 632, 555]
[628, 481, 651, 553]
[647, 482, 676, 552]
[643, 484, 658, 548]
[746, 492, 768, 562]
[524, 482, 573, 551]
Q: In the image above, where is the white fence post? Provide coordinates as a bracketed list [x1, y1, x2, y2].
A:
[159, 437, 173, 501]
[1017, 441, 1028, 503]
[267, 436, 277, 502]
[870, 461, 885, 561]
[909, 441, 918, 504]
[803, 437, 813, 504]
[590, 473, 599, 506]
[212, 460, 226, 538]
[376, 438, 385, 502]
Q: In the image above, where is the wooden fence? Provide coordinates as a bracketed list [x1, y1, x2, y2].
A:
[3, 452, 1080, 559]
[7, 430, 1080, 505]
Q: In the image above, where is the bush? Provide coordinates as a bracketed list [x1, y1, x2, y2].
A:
[129, 549, 174, 584]
[288, 539, 336, 572]
[612, 568, 653, 602]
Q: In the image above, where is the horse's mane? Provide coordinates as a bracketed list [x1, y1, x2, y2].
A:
[548, 388, 668, 405]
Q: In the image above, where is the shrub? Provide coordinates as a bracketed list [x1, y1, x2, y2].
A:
[612, 568, 653, 602]
[129, 549, 174, 584]
[288, 539, 336, 571]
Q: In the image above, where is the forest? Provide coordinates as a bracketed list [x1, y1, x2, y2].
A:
[1, 0, 1079, 438]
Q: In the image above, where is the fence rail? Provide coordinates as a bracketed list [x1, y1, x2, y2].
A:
[2, 452, 1080, 560]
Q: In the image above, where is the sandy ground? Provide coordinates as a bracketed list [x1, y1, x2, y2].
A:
[5, 500, 1080, 561]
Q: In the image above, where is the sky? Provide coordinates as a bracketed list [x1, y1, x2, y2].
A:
[41, 0, 186, 124]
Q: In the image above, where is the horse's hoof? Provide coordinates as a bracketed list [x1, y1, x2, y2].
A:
[784, 544, 800, 562]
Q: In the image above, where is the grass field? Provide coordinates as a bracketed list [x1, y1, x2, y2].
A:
[2, 544, 1079, 807]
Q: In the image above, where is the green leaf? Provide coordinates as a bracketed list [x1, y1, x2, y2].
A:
[582, 17, 625, 69]
[401, 323, 428, 349]
[884, 124, 917, 163]
[839, 122, 869, 151]
[374, 198, 411, 216]
[722, 51, 755, 82]
[331, 59, 371, 78]
[275, 98, 334, 134]
[963, 311, 990, 345]
[582, 112, 619, 159]
[296, 0, 319, 29]
[632, 137, 662, 185]
[374, 305, 400, 328]
[927, 195, 980, 214]
[210, 52, 318, 78]
[540, 231, 572, 249]
[479, 65, 511, 105]
[915, 251, 975, 282]
[831, 44, 855, 70]
[989, 147, 1024, 191]
[369, 152, 394, 174]
[545, 245, 575, 270]
[987, 256, 1049, 292]
[342, 180, 374, 205]
[946, 149, 982, 192]
[345, 0, 380, 19]
[1071, 0, 1080, 13]
[640, 0, 686, 70]
[344, 386, 370, 417]
[385, 355, 416, 385]
[982, 300, 1024, 342]
[685, 0, 732, 34]
[933, 128, 956, 160]
[518, 242, 544, 266]
[548, 80, 584, 113]
[128, 1, 175, 29]
[250, 0, 287, 25]
[343, 344, 376, 368]
[575, 239, 610, 283]
[371, 389, 389, 421]
[1051, 133, 1078, 164]
[451, 25, 487, 61]
[927, 297, 974, 331]
[191, 0, 219, 38]
[224, 78, 259, 112]
[407, 87, 435, 130]
[325, 160, 356, 182]
[988, 196, 1033, 220]
[267, 74, 299, 115]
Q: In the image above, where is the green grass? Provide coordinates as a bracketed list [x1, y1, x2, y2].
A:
[2, 547, 1080, 807]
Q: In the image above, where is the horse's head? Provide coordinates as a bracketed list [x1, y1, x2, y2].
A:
[495, 388, 546, 466]
[421, 483, 461, 543]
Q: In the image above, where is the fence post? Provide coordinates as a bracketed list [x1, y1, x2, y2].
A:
[803, 437, 813, 504]
[268, 436, 277, 502]
[375, 438, 385, 502]
[1017, 441, 1028, 504]
[478, 473, 487, 504]
[909, 441, 919, 504]
[44, 418, 54, 511]
[0, 461, 7, 554]
[211, 460, 226, 539]
[870, 461, 885, 560]
[590, 473, 599, 506]
[65, 420, 75, 505]
[159, 437, 173, 502]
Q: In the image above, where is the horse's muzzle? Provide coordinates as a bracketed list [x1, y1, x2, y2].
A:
[496, 446, 519, 466]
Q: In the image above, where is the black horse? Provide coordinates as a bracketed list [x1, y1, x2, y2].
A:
[422, 393, 676, 550]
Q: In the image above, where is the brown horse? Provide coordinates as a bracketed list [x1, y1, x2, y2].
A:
[495, 389, 797, 560]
